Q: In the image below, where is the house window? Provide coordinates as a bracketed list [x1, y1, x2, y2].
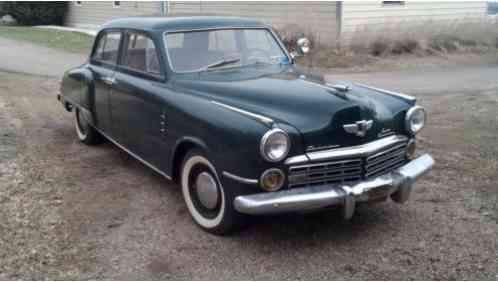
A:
[113, 1, 121, 8]
[75, 1, 82, 6]
[382, 1, 405, 6]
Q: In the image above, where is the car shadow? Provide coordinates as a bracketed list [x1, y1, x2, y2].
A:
[109, 140, 399, 235]
[79, 136, 403, 252]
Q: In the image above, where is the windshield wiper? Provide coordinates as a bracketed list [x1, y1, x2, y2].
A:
[204, 57, 241, 70]
[244, 60, 272, 67]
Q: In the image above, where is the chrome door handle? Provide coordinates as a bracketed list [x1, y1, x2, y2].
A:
[102, 77, 115, 85]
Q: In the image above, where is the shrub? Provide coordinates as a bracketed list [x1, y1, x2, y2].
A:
[370, 39, 391, 56]
[429, 34, 460, 52]
[0, 3, 5, 17]
[3, 2, 67, 25]
[391, 39, 420, 54]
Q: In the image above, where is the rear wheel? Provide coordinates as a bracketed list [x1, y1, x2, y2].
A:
[75, 108, 103, 145]
[180, 149, 244, 234]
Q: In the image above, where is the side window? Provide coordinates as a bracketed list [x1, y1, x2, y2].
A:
[123, 32, 161, 75]
[93, 31, 122, 65]
[93, 35, 106, 60]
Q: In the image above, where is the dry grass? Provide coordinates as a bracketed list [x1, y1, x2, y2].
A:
[0, 26, 93, 54]
[277, 19, 498, 69]
[349, 19, 498, 55]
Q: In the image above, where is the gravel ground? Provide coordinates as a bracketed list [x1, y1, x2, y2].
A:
[0, 67, 496, 280]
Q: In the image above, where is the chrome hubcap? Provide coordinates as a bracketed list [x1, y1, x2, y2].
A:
[195, 172, 219, 210]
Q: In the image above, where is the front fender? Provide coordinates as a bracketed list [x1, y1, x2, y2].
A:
[165, 89, 273, 181]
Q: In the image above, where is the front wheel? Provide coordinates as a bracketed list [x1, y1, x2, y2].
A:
[181, 149, 244, 234]
[74, 108, 103, 145]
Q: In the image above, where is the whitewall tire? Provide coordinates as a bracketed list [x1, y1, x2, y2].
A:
[74, 108, 103, 145]
[180, 149, 243, 234]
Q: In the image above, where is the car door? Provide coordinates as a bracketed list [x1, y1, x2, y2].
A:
[88, 30, 122, 134]
[110, 30, 169, 169]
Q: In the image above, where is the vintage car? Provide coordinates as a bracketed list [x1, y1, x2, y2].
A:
[58, 16, 434, 234]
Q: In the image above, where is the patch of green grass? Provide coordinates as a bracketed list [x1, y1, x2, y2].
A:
[0, 26, 93, 54]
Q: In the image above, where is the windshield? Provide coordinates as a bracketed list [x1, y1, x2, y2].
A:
[164, 28, 290, 73]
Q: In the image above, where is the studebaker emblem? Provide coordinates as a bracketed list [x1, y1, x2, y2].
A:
[343, 120, 373, 137]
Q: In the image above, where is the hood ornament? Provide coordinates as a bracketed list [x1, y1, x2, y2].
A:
[328, 84, 350, 92]
[343, 120, 373, 137]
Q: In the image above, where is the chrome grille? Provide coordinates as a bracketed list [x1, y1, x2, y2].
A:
[288, 159, 362, 188]
[288, 140, 408, 188]
[365, 142, 407, 178]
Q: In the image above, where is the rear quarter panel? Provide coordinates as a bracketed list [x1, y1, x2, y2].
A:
[60, 66, 95, 112]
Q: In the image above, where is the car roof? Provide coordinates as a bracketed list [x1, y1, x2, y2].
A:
[101, 16, 267, 32]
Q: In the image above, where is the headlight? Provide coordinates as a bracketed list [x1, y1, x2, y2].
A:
[260, 128, 290, 162]
[405, 106, 426, 135]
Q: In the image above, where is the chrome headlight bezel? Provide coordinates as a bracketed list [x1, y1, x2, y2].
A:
[405, 106, 426, 135]
[260, 128, 290, 162]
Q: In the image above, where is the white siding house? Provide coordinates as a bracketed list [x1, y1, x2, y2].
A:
[341, 1, 488, 42]
[168, 1, 339, 44]
[64, 1, 488, 45]
[65, 1, 162, 29]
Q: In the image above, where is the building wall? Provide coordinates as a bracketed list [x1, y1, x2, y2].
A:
[65, 1, 487, 45]
[168, 1, 339, 45]
[65, 1, 339, 45]
[341, 1, 488, 42]
[65, 1, 161, 29]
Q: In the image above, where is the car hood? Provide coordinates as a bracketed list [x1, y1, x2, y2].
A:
[172, 65, 413, 150]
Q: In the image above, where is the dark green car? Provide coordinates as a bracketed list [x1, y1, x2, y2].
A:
[58, 16, 434, 234]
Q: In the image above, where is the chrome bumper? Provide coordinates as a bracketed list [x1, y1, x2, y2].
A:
[234, 154, 434, 219]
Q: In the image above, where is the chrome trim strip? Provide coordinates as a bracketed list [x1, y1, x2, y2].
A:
[355, 83, 416, 102]
[308, 135, 408, 161]
[234, 154, 434, 216]
[299, 79, 353, 94]
[222, 171, 258, 185]
[93, 128, 172, 180]
[101, 76, 115, 85]
[211, 100, 273, 125]
[285, 135, 409, 165]
[299, 79, 337, 92]
[285, 154, 310, 165]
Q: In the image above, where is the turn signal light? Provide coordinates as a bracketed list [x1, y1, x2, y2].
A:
[260, 168, 285, 192]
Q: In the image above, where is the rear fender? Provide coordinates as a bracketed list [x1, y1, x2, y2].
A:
[60, 66, 96, 125]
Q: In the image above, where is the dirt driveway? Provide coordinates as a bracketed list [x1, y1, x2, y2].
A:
[0, 64, 496, 280]
[0, 37, 86, 77]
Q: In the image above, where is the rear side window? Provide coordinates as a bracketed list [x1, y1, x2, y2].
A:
[122, 32, 161, 75]
[93, 31, 122, 64]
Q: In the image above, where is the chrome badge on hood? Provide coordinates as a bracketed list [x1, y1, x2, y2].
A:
[343, 120, 373, 137]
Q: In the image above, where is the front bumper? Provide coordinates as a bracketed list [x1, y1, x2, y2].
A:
[234, 154, 434, 219]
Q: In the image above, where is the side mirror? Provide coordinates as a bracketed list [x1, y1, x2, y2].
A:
[296, 37, 311, 56]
